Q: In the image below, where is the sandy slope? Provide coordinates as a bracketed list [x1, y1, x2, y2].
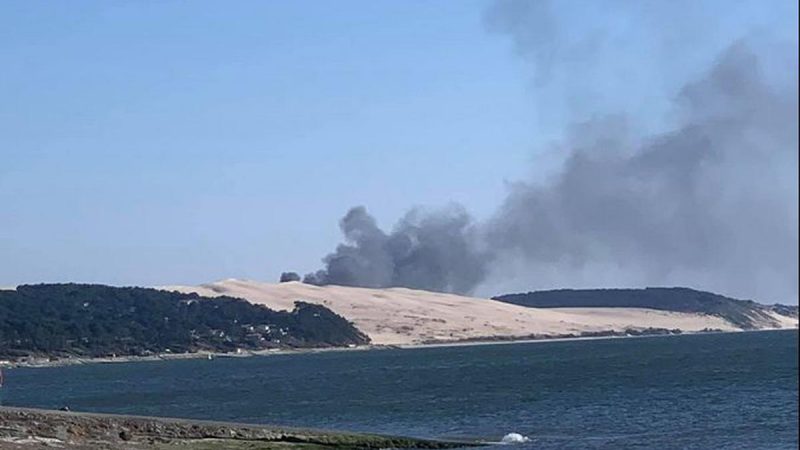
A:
[161, 280, 772, 345]
[764, 310, 799, 328]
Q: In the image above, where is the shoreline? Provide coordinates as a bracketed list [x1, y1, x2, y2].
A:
[3, 327, 796, 370]
[0, 406, 477, 449]
[398, 327, 798, 350]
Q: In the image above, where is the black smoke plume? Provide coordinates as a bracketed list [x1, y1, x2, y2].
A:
[303, 205, 488, 294]
[302, 1, 798, 302]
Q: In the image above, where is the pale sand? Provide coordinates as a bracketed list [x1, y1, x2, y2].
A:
[160, 279, 777, 345]
[765, 310, 799, 328]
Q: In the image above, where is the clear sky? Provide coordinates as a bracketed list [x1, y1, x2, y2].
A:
[1, 1, 797, 297]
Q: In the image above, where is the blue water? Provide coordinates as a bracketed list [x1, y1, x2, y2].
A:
[2, 330, 797, 449]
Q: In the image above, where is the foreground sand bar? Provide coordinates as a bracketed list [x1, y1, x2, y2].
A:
[0, 407, 477, 450]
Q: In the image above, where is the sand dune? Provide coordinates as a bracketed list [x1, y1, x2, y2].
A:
[764, 310, 800, 329]
[159, 279, 783, 345]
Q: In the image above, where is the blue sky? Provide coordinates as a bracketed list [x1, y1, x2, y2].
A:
[1, 1, 796, 290]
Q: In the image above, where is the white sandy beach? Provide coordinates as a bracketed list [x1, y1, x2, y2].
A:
[163, 280, 797, 345]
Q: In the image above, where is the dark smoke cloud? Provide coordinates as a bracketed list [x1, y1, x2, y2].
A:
[304, 205, 488, 294]
[303, 2, 798, 302]
[485, 44, 798, 302]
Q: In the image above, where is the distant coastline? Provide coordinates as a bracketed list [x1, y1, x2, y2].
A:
[5, 327, 796, 370]
[2, 282, 797, 370]
[1, 344, 374, 369]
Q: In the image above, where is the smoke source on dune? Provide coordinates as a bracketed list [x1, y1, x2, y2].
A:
[302, 1, 798, 303]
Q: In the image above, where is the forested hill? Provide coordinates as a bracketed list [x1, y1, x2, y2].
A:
[493, 287, 798, 329]
[0, 284, 369, 361]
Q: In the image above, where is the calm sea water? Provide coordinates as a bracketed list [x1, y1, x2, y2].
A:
[2, 330, 797, 449]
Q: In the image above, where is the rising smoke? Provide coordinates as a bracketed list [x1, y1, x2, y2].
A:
[301, 1, 799, 302]
[303, 205, 488, 294]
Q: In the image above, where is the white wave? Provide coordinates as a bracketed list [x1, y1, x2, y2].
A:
[500, 432, 530, 444]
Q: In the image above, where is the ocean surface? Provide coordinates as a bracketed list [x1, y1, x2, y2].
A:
[2, 330, 798, 449]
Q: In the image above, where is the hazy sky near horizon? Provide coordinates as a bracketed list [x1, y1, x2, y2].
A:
[1, 1, 797, 302]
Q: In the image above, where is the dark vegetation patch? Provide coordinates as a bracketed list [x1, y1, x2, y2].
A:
[493, 287, 796, 329]
[0, 284, 369, 361]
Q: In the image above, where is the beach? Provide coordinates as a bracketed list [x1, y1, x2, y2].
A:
[0, 407, 475, 449]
